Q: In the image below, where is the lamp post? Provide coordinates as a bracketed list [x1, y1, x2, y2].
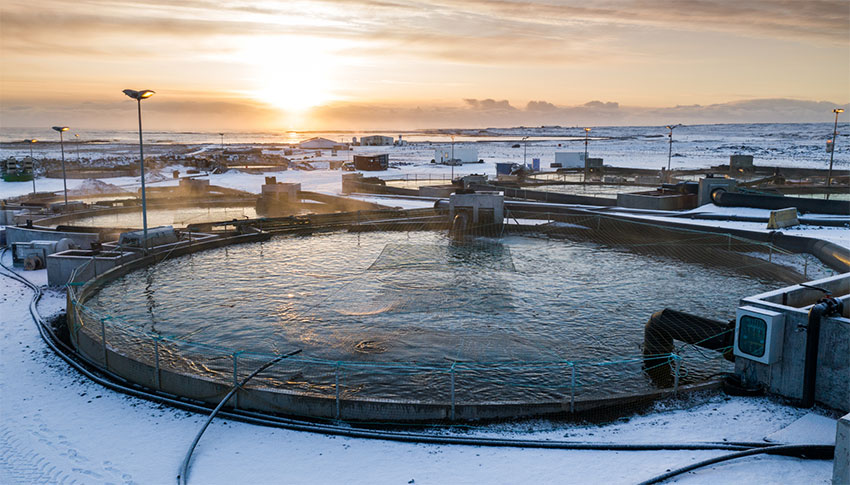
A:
[522, 136, 529, 167]
[28, 139, 37, 194]
[74, 133, 81, 162]
[123, 88, 155, 250]
[219, 132, 224, 150]
[583, 128, 591, 182]
[666, 124, 681, 176]
[450, 135, 455, 181]
[827, 108, 844, 188]
[51, 126, 70, 206]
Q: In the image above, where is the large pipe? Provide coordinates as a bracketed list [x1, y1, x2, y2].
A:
[470, 184, 618, 207]
[712, 189, 850, 216]
[801, 297, 844, 408]
[643, 309, 734, 385]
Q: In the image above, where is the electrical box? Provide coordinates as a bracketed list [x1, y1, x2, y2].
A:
[734, 306, 785, 364]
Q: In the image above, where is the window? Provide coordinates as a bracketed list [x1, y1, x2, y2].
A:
[738, 315, 767, 358]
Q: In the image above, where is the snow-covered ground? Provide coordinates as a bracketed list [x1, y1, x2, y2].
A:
[0, 254, 839, 485]
[1, 128, 846, 484]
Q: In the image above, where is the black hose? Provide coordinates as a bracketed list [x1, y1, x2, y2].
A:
[636, 443, 835, 485]
[802, 297, 844, 408]
[0, 251, 800, 454]
[178, 349, 302, 485]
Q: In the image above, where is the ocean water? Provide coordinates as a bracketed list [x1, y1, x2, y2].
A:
[3, 122, 846, 171]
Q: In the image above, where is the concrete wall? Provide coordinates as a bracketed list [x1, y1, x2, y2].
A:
[5, 225, 100, 250]
[617, 192, 697, 211]
[65, 226, 724, 423]
[836, 413, 849, 485]
[736, 273, 850, 412]
[47, 250, 140, 287]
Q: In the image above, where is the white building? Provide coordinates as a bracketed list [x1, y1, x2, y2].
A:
[554, 152, 587, 168]
[360, 135, 394, 146]
[299, 137, 338, 149]
[435, 146, 479, 164]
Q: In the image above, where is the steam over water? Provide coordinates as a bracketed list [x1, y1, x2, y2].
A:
[88, 231, 786, 401]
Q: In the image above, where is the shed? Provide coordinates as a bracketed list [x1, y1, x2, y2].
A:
[354, 154, 389, 171]
[360, 135, 394, 146]
[299, 137, 338, 149]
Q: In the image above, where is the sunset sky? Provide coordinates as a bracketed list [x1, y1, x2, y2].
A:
[1, 0, 848, 130]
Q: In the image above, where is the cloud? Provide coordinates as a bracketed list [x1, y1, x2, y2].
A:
[463, 98, 516, 111]
[309, 97, 850, 130]
[3, 0, 846, 65]
[3, 95, 848, 132]
[583, 101, 620, 110]
[526, 100, 558, 112]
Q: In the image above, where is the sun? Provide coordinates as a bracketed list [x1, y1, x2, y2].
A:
[243, 36, 339, 113]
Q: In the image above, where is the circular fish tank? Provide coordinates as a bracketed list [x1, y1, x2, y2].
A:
[81, 228, 800, 414]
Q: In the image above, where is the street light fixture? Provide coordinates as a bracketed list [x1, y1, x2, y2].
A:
[219, 132, 225, 150]
[827, 108, 844, 188]
[74, 133, 81, 162]
[28, 139, 37, 194]
[665, 124, 681, 175]
[123, 88, 155, 250]
[51, 126, 70, 207]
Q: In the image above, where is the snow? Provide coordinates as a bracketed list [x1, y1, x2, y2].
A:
[764, 413, 838, 445]
[607, 209, 850, 249]
[1, 127, 846, 483]
[0, 253, 837, 485]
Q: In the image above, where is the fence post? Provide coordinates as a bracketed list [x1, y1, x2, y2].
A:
[335, 362, 341, 420]
[154, 337, 161, 390]
[672, 354, 681, 394]
[232, 352, 240, 409]
[804, 255, 808, 279]
[570, 363, 576, 413]
[100, 318, 108, 368]
[450, 363, 456, 421]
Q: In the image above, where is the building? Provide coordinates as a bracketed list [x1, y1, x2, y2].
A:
[299, 137, 339, 150]
[554, 152, 587, 168]
[435, 146, 479, 164]
[353, 154, 389, 171]
[360, 135, 394, 146]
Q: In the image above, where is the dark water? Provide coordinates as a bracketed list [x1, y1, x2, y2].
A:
[87, 231, 789, 402]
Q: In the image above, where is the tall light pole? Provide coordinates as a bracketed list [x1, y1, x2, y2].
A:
[583, 128, 591, 182]
[28, 139, 37, 194]
[219, 132, 224, 150]
[827, 108, 844, 188]
[123, 89, 155, 250]
[450, 135, 455, 181]
[74, 133, 81, 162]
[522, 136, 529, 167]
[666, 124, 681, 173]
[51, 126, 70, 207]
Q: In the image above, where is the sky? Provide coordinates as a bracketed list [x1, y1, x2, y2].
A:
[1, 0, 848, 131]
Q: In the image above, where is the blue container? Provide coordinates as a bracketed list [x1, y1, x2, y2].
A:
[495, 162, 513, 175]
[532, 158, 540, 171]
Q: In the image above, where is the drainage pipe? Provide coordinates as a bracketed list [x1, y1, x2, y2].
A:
[673, 213, 850, 227]
[801, 297, 844, 408]
[712, 189, 850, 216]
[643, 309, 734, 385]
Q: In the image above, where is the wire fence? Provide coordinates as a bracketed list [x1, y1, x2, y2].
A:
[61, 211, 825, 421]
